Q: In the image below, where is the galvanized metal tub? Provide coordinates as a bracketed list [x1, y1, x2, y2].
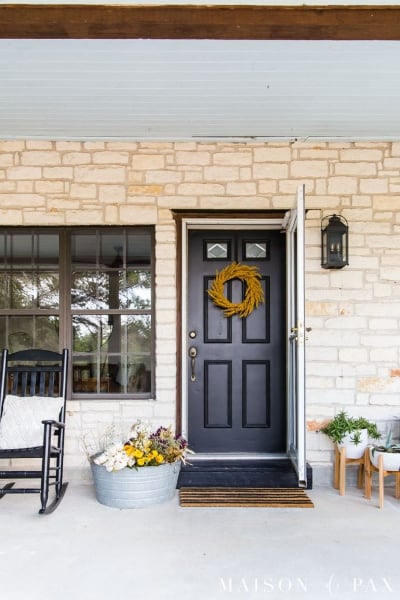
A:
[90, 460, 181, 509]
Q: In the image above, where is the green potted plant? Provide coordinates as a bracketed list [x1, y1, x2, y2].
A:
[321, 411, 381, 459]
[370, 427, 400, 471]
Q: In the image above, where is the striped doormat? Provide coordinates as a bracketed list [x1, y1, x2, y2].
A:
[179, 487, 314, 508]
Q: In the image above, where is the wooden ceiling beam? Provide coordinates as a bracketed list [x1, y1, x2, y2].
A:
[1, 5, 400, 40]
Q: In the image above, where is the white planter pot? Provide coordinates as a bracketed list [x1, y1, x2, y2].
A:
[338, 429, 368, 459]
[90, 460, 181, 509]
[370, 448, 400, 472]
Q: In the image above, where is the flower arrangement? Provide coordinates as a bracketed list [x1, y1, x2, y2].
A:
[92, 421, 190, 472]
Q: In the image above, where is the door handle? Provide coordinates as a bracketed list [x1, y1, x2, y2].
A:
[189, 346, 197, 382]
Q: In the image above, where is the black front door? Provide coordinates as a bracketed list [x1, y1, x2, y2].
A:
[187, 229, 286, 453]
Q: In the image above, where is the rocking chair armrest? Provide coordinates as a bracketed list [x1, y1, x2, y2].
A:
[41, 419, 65, 430]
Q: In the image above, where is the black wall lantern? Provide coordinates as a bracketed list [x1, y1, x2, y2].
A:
[321, 214, 349, 269]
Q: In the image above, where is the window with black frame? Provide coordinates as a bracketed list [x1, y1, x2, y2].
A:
[0, 227, 154, 399]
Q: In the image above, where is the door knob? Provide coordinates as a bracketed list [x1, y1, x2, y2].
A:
[189, 346, 197, 382]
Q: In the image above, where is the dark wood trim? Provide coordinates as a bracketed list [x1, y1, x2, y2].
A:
[1, 5, 400, 40]
[172, 210, 287, 220]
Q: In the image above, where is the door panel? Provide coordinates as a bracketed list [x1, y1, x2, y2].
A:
[187, 230, 285, 453]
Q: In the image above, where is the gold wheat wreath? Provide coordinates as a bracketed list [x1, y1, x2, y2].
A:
[207, 262, 265, 318]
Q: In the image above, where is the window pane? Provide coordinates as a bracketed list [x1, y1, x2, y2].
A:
[71, 272, 110, 310]
[72, 313, 152, 395]
[123, 270, 151, 309]
[206, 242, 228, 259]
[2, 233, 59, 268]
[71, 233, 97, 267]
[7, 234, 32, 267]
[72, 269, 151, 310]
[244, 241, 268, 259]
[100, 233, 124, 268]
[5, 316, 59, 352]
[37, 273, 59, 308]
[72, 314, 112, 353]
[0, 272, 59, 309]
[37, 234, 59, 267]
[0, 232, 59, 309]
[128, 358, 151, 393]
[127, 232, 151, 266]
[126, 314, 152, 355]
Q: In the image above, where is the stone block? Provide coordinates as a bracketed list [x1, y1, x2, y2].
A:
[370, 348, 398, 362]
[56, 142, 82, 151]
[176, 151, 210, 165]
[65, 209, 104, 225]
[335, 162, 376, 176]
[23, 210, 65, 225]
[178, 183, 225, 196]
[70, 183, 97, 199]
[372, 196, 400, 210]
[62, 152, 91, 165]
[226, 182, 257, 195]
[204, 166, 239, 182]
[75, 165, 125, 184]
[0, 209, 23, 224]
[0, 153, 14, 167]
[128, 184, 163, 195]
[35, 181, 65, 194]
[253, 163, 288, 179]
[369, 318, 397, 330]
[338, 348, 368, 363]
[340, 149, 383, 161]
[0, 141, 25, 151]
[93, 151, 129, 164]
[214, 151, 252, 166]
[327, 176, 358, 194]
[359, 178, 388, 194]
[21, 151, 61, 166]
[99, 185, 126, 203]
[132, 154, 165, 169]
[145, 170, 182, 184]
[7, 166, 42, 180]
[325, 316, 367, 329]
[291, 160, 329, 177]
[253, 147, 291, 162]
[119, 205, 157, 223]
[43, 167, 74, 180]
[1, 193, 44, 207]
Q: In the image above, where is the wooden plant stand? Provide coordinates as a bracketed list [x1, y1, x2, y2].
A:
[333, 445, 365, 496]
[364, 449, 400, 509]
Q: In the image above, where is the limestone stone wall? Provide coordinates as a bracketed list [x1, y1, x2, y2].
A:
[1, 139, 399, 481]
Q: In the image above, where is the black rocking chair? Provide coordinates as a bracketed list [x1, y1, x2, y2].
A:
[0, 348, 68, 514]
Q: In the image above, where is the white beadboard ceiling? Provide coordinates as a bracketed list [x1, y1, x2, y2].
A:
[1, 39, 400, 141]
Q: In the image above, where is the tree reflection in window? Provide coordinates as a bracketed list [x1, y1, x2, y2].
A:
[0, 228, 154, 397]
[71, 229, 153, 396]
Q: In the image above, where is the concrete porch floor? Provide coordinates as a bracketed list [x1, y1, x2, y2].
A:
[0, 482, 399, 600]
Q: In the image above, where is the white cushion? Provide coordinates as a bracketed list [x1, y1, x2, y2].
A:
[0, 395, 64, 450]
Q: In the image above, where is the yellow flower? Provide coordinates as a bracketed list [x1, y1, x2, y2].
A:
[137, 458, 145, 466]
[133, 449, 144, 458]
[124, 444, 135, 457]
[156, 454, 164, 464]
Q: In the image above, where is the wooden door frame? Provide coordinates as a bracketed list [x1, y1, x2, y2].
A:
[172, 210, 286, 442]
